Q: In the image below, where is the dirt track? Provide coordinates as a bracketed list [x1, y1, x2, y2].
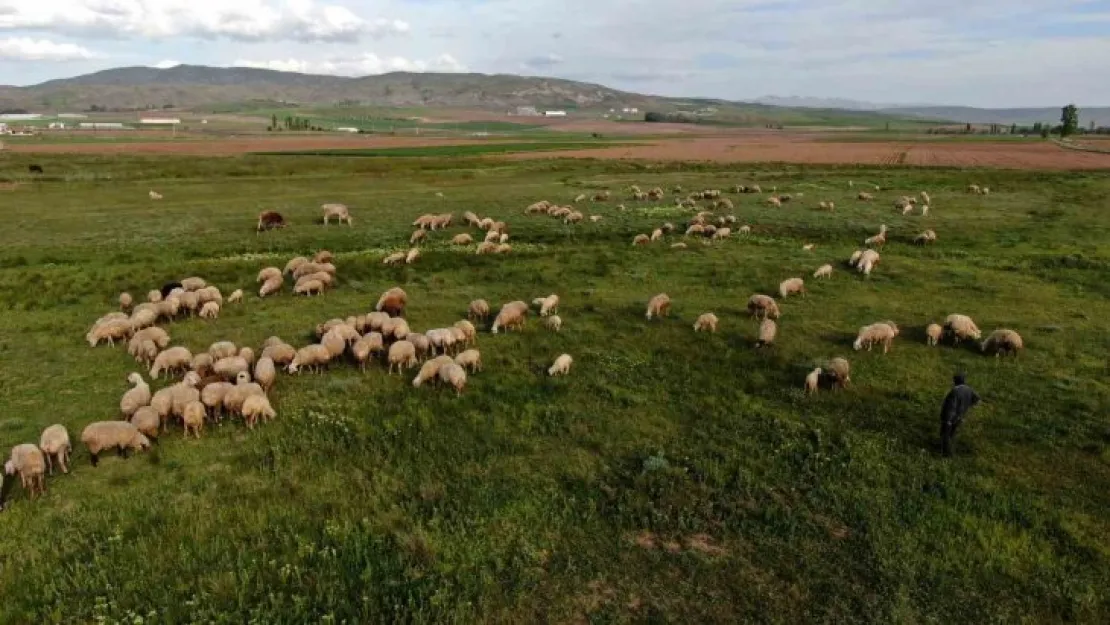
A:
[7, 132, 1110, 169]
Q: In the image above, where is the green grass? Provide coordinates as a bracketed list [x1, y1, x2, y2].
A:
[252, 142, 627, 157]
[0, 153, 1108, 624]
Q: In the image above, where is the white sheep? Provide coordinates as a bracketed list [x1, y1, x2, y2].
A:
[926, 323, 943, 346]
[39, 425, 71, 476]
[405, 248, 421, 264]
[388, 341, 418, 375]
[130, 406, 161, 440]
[645, 293, 671, 320]
[214, 356, 250, 380]
[543, 315, 562, 332]
[228, 289, 243, 304]
[452, 233, 473, 245]
[254, 357, 276, 393]
[180, 277, 206, 292]
[322, 203, 353, 226]
[199, 301, 220, 319]
[539, 294, 560, 317]
[756, 319, 777, 348]
[241, 394, 276, 429]
[981, 329, 1024, 357]
[119, 292, 133, 311]
[80, 422, 151, 467]
[853, 323, 897, 353]
[182, 401, 206, 439]
[827, 357, 851, 388]
[413, 355, 454, 388]
[813, 264, 833, 279]
[944, 314, 982, 345]
[294, 279, 324, 296]
[693, 312, 718, 333]
[454, 319, 477, 345]
[455, 349, 482, 373]
[779, 278, 806, 298]
[259, 276, 283, 298]
[491, 301, 529, 334]
[747, 294, 781, 320]
[548, 354, 573, 376]
[5, 444, 46, 499]
[149, 190, 162, 200]
[150, 346, 193, 379]
[804, 368, 822, 395]
[438, 363, 468, 396]
[120, 372, 152, 419]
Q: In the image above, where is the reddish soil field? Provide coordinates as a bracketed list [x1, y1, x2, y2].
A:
[505, 135, 1110, 170]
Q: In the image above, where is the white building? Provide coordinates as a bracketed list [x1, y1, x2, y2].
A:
[0, 113, 42, 121]
[515, 106, 539, 116]
[57, 113, 88, 119]
[79, 122, 127, 130]
[0, 123, 8, 134]
[335, 127, 359, 133]
[139, 117, 180, 125]
[544, 110, 567, 117]
[48, 122, 66, 129]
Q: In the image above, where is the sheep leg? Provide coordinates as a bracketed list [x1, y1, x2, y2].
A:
[90, 453, 99, 467]
[44, 453, 54, 476]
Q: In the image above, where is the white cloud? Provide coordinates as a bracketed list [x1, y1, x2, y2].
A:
[0, 1, 408, 43]
[152, 59, 181, 69]
[233, 53, 465, 75]
[0, 36, 96, 61]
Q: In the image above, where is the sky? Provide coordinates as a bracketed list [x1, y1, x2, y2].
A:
[1, 0, 1109, 107]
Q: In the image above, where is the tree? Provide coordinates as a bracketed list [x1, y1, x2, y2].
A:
[1060, 104, 1079, 137]
[1010, 123, 1017, 134]
[271, 114, 278, 129]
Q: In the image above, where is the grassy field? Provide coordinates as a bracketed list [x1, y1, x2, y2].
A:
[0, 153, 1108, 623]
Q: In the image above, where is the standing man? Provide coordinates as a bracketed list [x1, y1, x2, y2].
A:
[940, 372, 981, 457]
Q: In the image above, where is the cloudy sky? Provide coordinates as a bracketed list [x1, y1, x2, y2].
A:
[1, 0, 1108, 107]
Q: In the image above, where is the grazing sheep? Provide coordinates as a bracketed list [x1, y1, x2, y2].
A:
[5, 444, 47, 499]
[413, 355, 454, 387]
[383, 251, 406, 265]
[213, 356, 250, 381]
[180, 277, 206, 292]
[756, 319, 777, 348]
[967, 184, 981, 194]
[87, 319, 132, 347]
[767, 196, 782, 208]
[209, 341, 237, 360]
[120, 372, 152, 419]
[645, 294, 671, 321]
[254, 357, 276, 393]
[81, 422, 151, 467]
[857, 250, 881, 276]
[914, 229, 937, 245]
[468, 299, 491, 321]
[199, 301, 220, 319]
[454, 349, 482, 373]
[227, 289, 243, 304]
[405, 248, 421, 264]
[257, 211, 287, 232]
[130, 327, 170, 352]
[287, 344, 330, 374]
[944, 314, 982, 345]
[536, 294, 559, 317]
[805, 368, 822, 395]
[543, 315, 562, 332]
[713, 227, 732, 240]
[491, 301, 529, 334]
[322, 203, 353, 226]
[858, 192, 874, 201]
[283, 257, 308, 275]
[259, 276, 283, 298]
[853, 323, 897, 353]
[738, 225, 752, 235]
[475, 242, 497, 255]
[150, 346, 193, 379]
[548, 354, 573, 376]
[779, 278, 806, 298]
[452, 233, 474, 245]
[182, 401, 206, 439]
[827, 357, 851, 388]
[241, 395, 276, 430]
[864, 224, 888, 249]
[130, 406, 160, 440]
[221, 372, 264, 419]
[294, 279, 324, 297]
[374, 287, 407, 318]
[39, 425, 71, 476]
[747, 294, 781, 320]
[437, 363, 468, 395]
[981, 329, 1024, 357]
[118, 292, 133, 311]
[671, 242, 687, 249]
[388, 340, 418, 375]
[454, 320, 477, 346]
[813, 264, 833, 279]
[925, 323, 943, 346]
[693, 312, 719, 333]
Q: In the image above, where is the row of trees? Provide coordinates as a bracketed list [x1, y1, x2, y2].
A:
[268, 114, 323, 132]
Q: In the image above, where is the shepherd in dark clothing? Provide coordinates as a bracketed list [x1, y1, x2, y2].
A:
[940, 373, 981, 457]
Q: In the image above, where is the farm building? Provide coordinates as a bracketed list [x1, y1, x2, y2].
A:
[78, 122, 128, 130]
[0, 123, 8, 134]
[544, 110, 567, 117]
[0, 113, 42, 121]
[139, 117, 180, 125]
[335, 127, 359, 133]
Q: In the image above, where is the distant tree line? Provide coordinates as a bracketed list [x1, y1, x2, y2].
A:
[267, 114, 323, 131]
[644, 111, 703, 124]
[924, 105, 1106, 138]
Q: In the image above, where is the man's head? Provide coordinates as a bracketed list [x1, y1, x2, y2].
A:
[953, 372, 967, 386]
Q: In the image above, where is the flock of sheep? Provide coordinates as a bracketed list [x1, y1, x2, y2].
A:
[2, 179, 1022, 507]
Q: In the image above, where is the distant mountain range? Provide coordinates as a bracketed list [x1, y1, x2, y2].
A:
[0, 66, 1106, 127]
[756, 95, 1110, 126]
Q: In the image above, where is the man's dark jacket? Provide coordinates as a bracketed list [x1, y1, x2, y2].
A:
[941, 384, 981, 425]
